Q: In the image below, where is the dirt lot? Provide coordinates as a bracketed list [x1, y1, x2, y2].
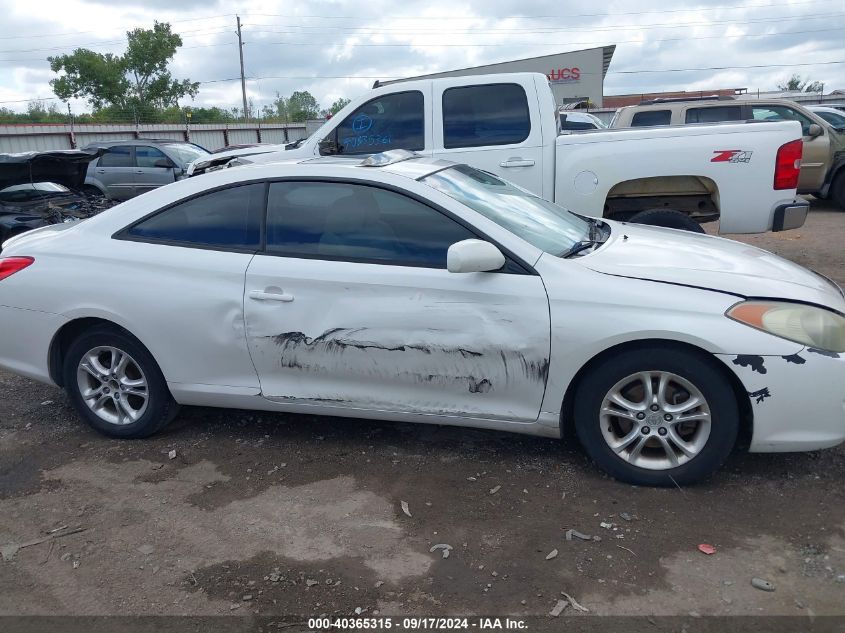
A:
[0, 199, 844, 626]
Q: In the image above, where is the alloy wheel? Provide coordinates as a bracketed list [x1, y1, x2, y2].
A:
[76, 346, 149, 426]
[599, 371, 711, 470]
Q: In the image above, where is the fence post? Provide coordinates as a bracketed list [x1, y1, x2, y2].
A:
[67, 103, 77, 149]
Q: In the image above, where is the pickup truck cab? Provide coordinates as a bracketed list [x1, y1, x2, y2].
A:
[200, 73, 809, 234]
[611, 97, 845, 208]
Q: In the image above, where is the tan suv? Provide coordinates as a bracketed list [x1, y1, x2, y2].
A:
[611, 97, 845, 208]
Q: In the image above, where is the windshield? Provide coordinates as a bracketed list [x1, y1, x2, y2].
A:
[422, 165, 592, 256]
[813, 109, 845, 128]
[163, 143, 210, 165]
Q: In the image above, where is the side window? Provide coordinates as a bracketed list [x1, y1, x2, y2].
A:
[266, 181, 476, 268]
[685, 106, 743, 124]
[125, 183, 264, 249]
[751, 106, 815, 135]
[135, 146, 169, 168]
[99, 146, 133, 167]
[443, 84, 530, 148]
[331, 91, 424, 155]
[630, 110, 671, 127]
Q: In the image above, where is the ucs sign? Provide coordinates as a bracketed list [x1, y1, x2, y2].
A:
[548, 68, 581, 83]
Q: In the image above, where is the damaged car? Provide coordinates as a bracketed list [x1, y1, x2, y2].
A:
[1, 150, 843, 486]
[0, 149, 110, 249]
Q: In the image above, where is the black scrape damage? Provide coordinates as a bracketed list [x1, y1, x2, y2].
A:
[748, 387, 771, 404]
[269, 328, 549, 393]
[781, 353, 806, 365]
[733, 355, 766, 374]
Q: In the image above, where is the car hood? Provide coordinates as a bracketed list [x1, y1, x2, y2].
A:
[580, 222, 845, 310]
[0, 149, 103, 191]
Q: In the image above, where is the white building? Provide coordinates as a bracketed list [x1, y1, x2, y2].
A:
[381, 45, 616, 108]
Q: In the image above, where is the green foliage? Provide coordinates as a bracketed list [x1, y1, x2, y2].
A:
[49, 22, 199, 112]
[777, 74, 825, 93]
[329, 97, 351, 115]
[0, 101, 67, 123]
[262, 90, 322, 122]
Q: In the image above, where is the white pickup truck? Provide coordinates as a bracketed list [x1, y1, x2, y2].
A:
[192, 72, 809, 234]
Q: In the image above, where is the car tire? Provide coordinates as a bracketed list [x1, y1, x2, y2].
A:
[831, 172, 845, 210]
[62, 325, 179, 438]
[628, 208, 706, 233]
[573, 346, 739, 486]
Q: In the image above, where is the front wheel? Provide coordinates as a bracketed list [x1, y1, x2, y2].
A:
[62, 325, 179, 438]
[831, 173, 845, 210]
[573, 347, 739, 486]
[628, 208, 706, 233]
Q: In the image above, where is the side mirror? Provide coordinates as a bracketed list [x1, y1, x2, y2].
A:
[807, 123, 823, 138]
[318, 137, 340, 155]
[447, 239, 506, 273]
[153, 158, 176, 168]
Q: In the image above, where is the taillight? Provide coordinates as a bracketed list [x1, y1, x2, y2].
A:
[774, 139, 802, 190]
[0, 257, 34, 281]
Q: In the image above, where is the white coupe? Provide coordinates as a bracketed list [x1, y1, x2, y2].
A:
[1, 151, 844, 486]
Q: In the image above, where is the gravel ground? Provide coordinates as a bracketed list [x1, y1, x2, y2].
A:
[0, 199, 843, 625]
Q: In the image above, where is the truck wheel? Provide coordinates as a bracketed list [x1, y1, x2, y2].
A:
[628, 209, 705, 233]
[832, 173, 845, 210]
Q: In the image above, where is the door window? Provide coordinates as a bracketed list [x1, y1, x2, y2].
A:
[265, 181, 475, 268]
[99, 146, 133, 167]
[751, 106, 815, 135]
[443, 84, 530, 148]
[630, 110, 671, 126]
[685, 106, 743, 123]
[330, 91, 424, 155]
[135, 146, 169, 168]
[123, 183, 264, 249]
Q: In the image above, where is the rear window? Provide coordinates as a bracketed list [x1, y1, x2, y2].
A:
[685, 106, 743, 124]
[443, 84, 530, 148]
[631, 110, 671, 127]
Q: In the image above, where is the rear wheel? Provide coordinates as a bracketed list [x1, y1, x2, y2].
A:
[573, 347, 739, 486]
[62, 325, 178, 438]
[628, 208, 705, 233]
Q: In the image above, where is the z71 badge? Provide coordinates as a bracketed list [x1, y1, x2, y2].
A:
[711, 150, 753, 163]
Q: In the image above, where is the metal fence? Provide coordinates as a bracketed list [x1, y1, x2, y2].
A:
[0, 122, 311, 153]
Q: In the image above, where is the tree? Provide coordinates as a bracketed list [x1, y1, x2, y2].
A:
[49, 22, 199, 114]
[777, 74, 824, 93]
[287, 91, 320, 122]
[329, 97, 351, 115]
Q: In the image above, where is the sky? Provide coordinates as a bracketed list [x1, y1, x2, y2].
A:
[0, 0, 842, 115]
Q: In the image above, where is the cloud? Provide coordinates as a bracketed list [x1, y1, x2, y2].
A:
[0, 0, 842, 112]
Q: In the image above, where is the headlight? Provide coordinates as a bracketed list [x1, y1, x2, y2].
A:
[727, 301, 845, 352]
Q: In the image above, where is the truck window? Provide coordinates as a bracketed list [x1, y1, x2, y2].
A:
[443, 84, 530, 148]
[751, 106, 814, 136]
[685, 106, 743, 124]
[332, 91, 424, 155]
[631, 110, 671, 127]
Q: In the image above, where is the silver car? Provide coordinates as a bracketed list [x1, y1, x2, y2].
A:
[84, 140, 210, 200]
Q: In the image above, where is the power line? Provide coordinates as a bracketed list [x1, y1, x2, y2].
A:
[237, 12, 842, 36]
[243, 0, 837, 21]
[0, 13, 236, 40]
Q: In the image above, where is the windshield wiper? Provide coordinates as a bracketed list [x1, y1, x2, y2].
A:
[560, 239, 601, 258]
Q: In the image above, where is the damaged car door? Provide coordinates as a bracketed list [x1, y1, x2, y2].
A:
[243, 180, 551, 422]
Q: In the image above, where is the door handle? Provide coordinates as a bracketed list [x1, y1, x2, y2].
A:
[96, 169, 106, 173]
[499, 159, 535, 168]
[134, 170, 144, 174]
[249, 289, 294, 302]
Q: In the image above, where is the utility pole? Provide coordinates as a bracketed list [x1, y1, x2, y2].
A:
[237, 16, 248, 121]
